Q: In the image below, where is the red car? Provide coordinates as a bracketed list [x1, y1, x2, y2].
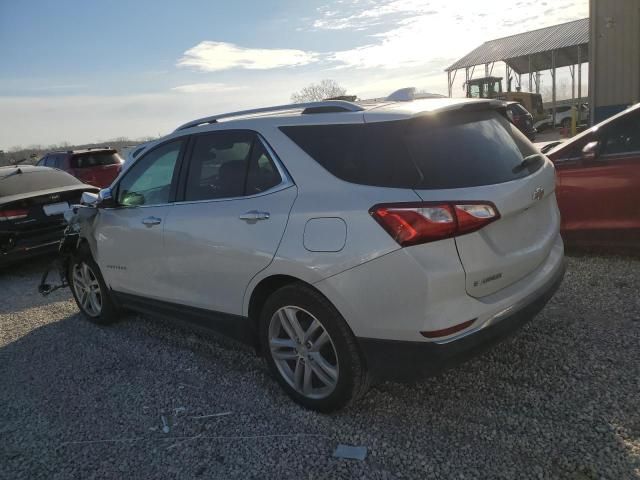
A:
[547, 103, 640, 249]
[37, 148, 123, 188]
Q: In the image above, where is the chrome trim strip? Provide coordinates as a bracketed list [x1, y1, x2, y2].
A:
[17, 240, 61, 252]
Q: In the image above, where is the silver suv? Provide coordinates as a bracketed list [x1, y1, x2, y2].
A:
[67, 98, 565, 412]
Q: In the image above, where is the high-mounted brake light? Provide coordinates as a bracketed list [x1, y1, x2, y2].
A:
[370, 202, 499, 247]
[0, 209, 29, 221]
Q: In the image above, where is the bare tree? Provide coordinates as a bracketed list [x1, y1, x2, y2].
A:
[291, 79, 347, 103]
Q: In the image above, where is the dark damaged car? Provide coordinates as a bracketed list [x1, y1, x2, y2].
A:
[0, 165, 98, 266]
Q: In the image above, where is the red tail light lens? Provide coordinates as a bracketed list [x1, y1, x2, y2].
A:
[454, 204, 499, 235]
[0, 209, 29, 221]
[370, 202, 499, 247]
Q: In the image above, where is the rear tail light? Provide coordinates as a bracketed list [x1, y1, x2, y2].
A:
[0, 208, 29, 221]
[370, 202, 499, 247]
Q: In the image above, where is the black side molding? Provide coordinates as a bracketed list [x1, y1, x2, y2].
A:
[112, 291, 257, 348]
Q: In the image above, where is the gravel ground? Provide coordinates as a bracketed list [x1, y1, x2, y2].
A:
[1, 254, 639, 479]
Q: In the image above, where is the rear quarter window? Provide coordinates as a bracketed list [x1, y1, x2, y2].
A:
[280, 109, 540, 189]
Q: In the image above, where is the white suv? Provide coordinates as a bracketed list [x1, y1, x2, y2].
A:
[67, 98, 565, 412]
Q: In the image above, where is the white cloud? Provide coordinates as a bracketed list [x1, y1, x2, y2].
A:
[171, 82, 247, 94]
[318, 0, 588, 70]
[177, 41, 318, 72]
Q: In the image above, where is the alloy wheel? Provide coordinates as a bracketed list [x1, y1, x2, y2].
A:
[268, 306, 339, 399]
[72, 262, 102, 317]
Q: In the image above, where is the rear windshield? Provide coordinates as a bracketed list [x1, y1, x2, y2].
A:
[280, 109, 540, 189]
[510, 103, 529, 116]
[71, 151, 122, 168]
[0, 168, 83, 197]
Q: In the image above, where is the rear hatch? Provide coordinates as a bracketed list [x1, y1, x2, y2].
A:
[70, 150, 122, 188]
[406, 108, 559, 297]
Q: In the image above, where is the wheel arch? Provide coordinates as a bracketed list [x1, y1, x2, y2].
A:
[246, 273, 354, 354]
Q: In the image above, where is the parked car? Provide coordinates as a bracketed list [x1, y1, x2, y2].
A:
[547, 102, 640, 249]
[536, 104, 589, 130]
[505, 101, 536, 140]
[37, 148, 123, 188]
[0, 166, 98, 266]
[63, 98, 565, 411]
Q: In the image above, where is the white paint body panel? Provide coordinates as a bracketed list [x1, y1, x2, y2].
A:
[315, 234, 564, 341]
[83, 97, 564, 344]
[93, 206, 171, 298]
[162, 186, 297, 314]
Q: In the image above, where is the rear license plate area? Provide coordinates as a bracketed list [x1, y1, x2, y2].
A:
[43, 202, 70, 216]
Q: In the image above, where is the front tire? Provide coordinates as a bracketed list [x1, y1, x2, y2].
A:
[259, 284, 370, 412]
[68, 248, 119, 325]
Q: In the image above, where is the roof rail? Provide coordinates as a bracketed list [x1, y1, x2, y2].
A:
[174, 100, 364, 132]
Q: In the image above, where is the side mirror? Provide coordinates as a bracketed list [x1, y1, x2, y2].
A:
[581, 141, 599, 162]
[81, 191, 99, 206]
[97, 187, 116, 208]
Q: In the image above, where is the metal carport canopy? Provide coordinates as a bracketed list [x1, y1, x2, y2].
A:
[446, 18, 589, 74]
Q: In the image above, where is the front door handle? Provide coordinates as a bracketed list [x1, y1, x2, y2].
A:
[142, 216, 162, 227]
[239, 210, 270, 222]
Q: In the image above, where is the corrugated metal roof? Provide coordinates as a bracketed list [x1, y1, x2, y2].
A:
[446, 18, 589, 72]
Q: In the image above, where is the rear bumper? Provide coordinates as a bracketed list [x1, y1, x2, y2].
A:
[0, 225, 64, 266]
[357, 258, 566, 381]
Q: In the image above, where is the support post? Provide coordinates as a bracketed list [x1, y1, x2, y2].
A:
[570, 64, 576, 135]
[465, 67, 469, 97]
[528, 56, 533, 91]
[570, 64, 576, 104]
[506, 64, 510, 92]
[551, 50, 557, 129]
[577, 45, 582, 104]
[485, 63, 489, 77]
[448, 71, 452, 98]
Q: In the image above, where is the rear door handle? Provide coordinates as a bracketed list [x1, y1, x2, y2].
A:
[239, 210, 270, 222]
[142, 216, 162, 227]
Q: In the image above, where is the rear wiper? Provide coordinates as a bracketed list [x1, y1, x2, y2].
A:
[512, 153, 544, 174]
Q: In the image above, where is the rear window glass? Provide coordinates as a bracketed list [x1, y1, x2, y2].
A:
[71, 151, 122, 168]
[280, 109, 540, 189]
[510, 104, 529, 115]
[0, 168, 82, 197]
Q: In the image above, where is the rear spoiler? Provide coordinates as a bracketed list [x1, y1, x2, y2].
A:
[411, 99, 508, 120]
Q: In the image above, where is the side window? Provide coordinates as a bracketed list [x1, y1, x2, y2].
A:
[184, 131, 253, 201]
[246, 140, 282, 195]
[600, 113, 640, 156]
[117, 140, 182, 206]
[37, 156, 48, 166]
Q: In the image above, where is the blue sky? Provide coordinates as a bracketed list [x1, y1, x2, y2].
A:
[0, 0, 588, 147]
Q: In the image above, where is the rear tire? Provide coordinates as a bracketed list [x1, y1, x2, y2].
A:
[68, 247, 119, 325]
[259, 283, 370, 412]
